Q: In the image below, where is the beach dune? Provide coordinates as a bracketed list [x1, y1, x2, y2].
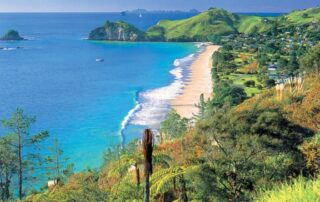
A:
[171, 44, 219, 119]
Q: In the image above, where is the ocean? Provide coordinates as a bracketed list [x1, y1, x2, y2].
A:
[0, 12, 198, 171]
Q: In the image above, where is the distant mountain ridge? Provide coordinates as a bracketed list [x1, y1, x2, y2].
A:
[123, 8, 200, 14]
[89, 7, 320, 42]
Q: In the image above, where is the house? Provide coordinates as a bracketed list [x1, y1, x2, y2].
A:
[268, 64, 278, 72]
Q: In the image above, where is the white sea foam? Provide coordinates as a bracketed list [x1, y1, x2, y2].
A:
[128, 52, 197, 129]
[1, 47, 17, 51]
[119, 101, 142, 136]
[24, 36, 35, 40]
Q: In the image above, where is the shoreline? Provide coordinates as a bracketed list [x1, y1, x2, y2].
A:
[171, 44, 219, 119]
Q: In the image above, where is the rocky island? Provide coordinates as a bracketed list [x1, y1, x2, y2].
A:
[0, 30, 24, 41]
[88, 21, 145, 41]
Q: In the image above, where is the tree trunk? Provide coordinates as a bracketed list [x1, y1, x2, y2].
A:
[144, 177, 150, 202]
[4, 172, 11, 201]
[179, 177, 188, 202]
[18, 134, 22, 200]
[135, 163, 140, 187]
[143, 129, 153, 202]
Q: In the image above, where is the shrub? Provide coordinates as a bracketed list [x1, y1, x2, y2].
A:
[265, 79, 276, 88]
[257, 177, 320, 202]
[244, 80, 256, 87]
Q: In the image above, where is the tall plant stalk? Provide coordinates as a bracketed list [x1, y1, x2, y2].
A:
[143, 129, 153, 202]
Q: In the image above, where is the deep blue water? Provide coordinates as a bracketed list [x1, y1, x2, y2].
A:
[0, 13, 197, 171]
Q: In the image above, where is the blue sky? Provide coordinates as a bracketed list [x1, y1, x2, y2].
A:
[0, 0, 319, 12]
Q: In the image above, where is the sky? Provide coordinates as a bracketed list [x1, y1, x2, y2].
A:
[0, 0, 319, 13]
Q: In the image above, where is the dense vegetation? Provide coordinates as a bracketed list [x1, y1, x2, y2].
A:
[0, 30, 24, 41]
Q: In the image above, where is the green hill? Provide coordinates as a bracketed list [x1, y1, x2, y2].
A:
[146, 8, 239, 41]
[236, 15, 274, 34]
[145, 8, 279, 40]
[285, 7, 320, 25]
[89, 7, 320, 42]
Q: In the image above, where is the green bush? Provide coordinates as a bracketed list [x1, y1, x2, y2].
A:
[257, 177, 320, 202]
[244, 80, 256, 87]
[257, 84, 263, 90]
[265, 79, 276, 88]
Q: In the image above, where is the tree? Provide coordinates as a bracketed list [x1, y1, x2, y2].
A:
[257, 53, 268, 67]
[196, 94, 207, 119]
[1, 108, 48, 199]
[244, 80, 255, 87]
[265, 79, 276, 88]
[160, 110, 188, 141]
[209, 82, 247, 109]
[287, 51, 299, 75]
[0, 137, 18, 201]
[300, 43, 320, 74]
[45, 137, 74, 184]
[210, 34, 222, 45]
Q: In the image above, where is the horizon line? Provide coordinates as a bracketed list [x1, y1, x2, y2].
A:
[0, 11, 288, 14]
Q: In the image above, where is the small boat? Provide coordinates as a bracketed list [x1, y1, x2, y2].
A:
[96, 58, 104, 62]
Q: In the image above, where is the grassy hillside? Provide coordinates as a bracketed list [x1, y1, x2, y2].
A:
[286, 7, 320, 24]
[146, 8, 239, 41]
[236, 15, 274, 34]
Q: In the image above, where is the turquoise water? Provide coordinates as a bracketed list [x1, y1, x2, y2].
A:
[0, 13, 197, 170]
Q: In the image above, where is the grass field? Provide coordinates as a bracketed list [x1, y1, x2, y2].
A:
[221, 73, 263, 96]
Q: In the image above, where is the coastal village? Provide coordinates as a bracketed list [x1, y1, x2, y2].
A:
[215, 15, 319, 96]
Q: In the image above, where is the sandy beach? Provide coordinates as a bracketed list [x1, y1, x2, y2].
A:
[171, 44, 219, 118]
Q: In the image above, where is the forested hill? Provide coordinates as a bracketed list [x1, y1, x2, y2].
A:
[89, 7, 320, 42]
